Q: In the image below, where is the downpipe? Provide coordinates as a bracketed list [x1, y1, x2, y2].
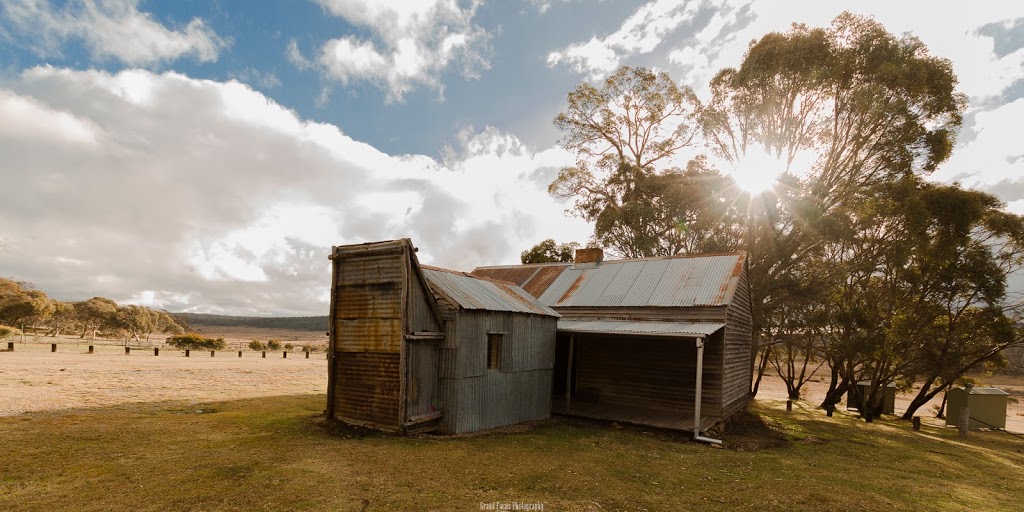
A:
[694, 336, 723, 445]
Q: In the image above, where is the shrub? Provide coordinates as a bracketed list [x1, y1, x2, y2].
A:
[248, 340, 267, 351]
[284, 343, 294, 350]
[168, 333, 226, 350]
[267, 339, 281, 351]
[0, 324, 21, 340]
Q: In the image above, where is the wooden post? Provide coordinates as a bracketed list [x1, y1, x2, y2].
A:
[565, 335, 575, 412]
[238, 350, 242, 357]
[154, 347, 159, 356]
[185, 349, 190, 357]
[283, 351, 288, 358]
[912, 416, 921, 431]
[88, 345, 93, 354]
[125, 346, 130, 355]
[826, 405, 834, 417]
[210, 350, 215, 357]
[958, 406, 970, 438]
[51, 343, 57, 352]
[8, 341, 15, 351]
[786, 400, 793, 411]
[306, 351, 310, 359]
[262, 351, 266, 358]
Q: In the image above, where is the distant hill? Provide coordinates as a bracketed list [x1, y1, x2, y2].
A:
[173, 313, 328, 332]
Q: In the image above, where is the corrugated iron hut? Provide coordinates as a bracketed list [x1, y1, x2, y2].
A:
[473, 248, 753, 440]
[327, 239, 558, 434]
[422, 266, 559, 434]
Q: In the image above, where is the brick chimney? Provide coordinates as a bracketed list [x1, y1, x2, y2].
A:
[574, 247, 604, 265]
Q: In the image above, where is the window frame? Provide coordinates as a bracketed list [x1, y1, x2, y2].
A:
[486, 331, 505, 371]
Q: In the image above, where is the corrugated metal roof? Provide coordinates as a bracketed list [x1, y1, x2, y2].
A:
[473, 253, 745, 308]
[422, 267, 559, 317]
[558, 319, 725, 337]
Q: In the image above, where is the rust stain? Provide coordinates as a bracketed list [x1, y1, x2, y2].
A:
[496, 283, 545, 315]
[557, 273, 587, 304]
[717, 257, 744, 302]
[523, 266, 566, 298]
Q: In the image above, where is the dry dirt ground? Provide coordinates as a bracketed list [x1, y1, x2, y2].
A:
[0, 337, 326, 416]
[2, 335, 1022, 434]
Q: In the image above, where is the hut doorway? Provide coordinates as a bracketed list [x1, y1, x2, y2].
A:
[404, 339, 442, 426]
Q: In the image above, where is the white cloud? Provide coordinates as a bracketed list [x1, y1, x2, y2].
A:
[1, 0, 227, 65]
[0, 67, 590, 315]
[548, 0, 735, 79]
[228, 68, 282, 90]
[306, 0, 490, 101]
[931, 98, 1024, 188]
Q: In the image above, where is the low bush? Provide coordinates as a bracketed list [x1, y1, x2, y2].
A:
[167, 333, 226, 350]
[267, 339, 281, 351]
[248, 340, 267, 351]
[0, 325, 21, 340]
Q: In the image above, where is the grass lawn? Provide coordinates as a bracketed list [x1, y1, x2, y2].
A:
[1, 396, 1022, 511]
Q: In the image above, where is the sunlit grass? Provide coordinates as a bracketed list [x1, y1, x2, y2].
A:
[1, 396, 1022, 511]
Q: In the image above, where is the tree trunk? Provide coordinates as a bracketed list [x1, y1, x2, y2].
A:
[936, 393, 948, 419]
[819, 362, 847, 409]
[900, 375, 939, 420]
[751, 343, 772, 397]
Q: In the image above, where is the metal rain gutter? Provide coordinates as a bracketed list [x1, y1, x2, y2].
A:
[693, 335, 723, 445]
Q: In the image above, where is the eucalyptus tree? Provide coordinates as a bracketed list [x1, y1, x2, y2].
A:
[702, 12, 967, 397]
[550, 66, 744, 258]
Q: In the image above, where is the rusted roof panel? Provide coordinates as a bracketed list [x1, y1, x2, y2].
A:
[422, 267, 559, 317]
[558, 319, 725, 337]
[474, 253, 745, 308]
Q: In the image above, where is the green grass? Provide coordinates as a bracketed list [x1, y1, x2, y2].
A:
[2, 397, 1022, 511]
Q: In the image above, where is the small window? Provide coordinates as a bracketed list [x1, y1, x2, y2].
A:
[487, 333, 502, 370]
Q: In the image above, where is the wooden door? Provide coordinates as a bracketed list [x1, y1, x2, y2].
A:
[405, 340, 441, 422]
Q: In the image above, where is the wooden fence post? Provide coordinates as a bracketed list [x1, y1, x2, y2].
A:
[912, 416, 921, 431]
[185, 349, 190, 357]
[958, 406, 970, 438]
[154, 347, 159, 356]
[306, 351, 310, 359]
[125, 346, 130, 355]
[210, 350, 215, 357]
[88, 345, 93, 354]
[51, 343, 57, 352]
[238, 350, 242, 357]
[786, 400, 792, 411]
[283, 351, 287, 359]
[7, 342, 13, 351]
[262, 351, 266, 358]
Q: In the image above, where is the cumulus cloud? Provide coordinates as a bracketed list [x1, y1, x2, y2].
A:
[299, 0, 490, 101]
[0, 67, 588, 315]
[0, 0, 227, 65]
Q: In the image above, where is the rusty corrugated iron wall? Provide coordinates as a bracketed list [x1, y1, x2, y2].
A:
[330, 243, 407, 430]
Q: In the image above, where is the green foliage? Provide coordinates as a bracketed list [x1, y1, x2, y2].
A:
[266, 339, 281, 351]
[521, 239, 580, 264]
[550, 66, 741, 257]
[284, 343, 294, 350]
[248, 340, 267, 351]
[167, 333, 226, 350]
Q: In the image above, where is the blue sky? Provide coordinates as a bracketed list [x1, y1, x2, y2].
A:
[1, 0, 1022, 315]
